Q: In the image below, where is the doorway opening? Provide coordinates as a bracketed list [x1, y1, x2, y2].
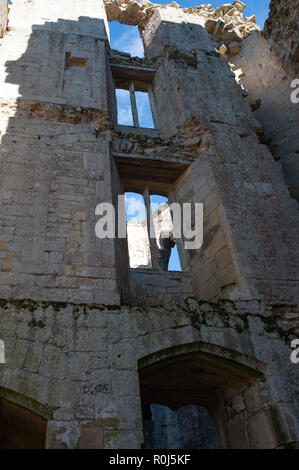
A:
[139, 343, 270, 449]
[142, 403, 214, 449]
[0, 396, 47, 449]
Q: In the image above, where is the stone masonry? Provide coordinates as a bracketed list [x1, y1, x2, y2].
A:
[264, 0, 299, 76]
[0, 0, 298, 449]
[0, 0, 8, 38]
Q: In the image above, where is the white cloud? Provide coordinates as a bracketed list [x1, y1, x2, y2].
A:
[115, 88, 155, 128]
[125, 194, 146, 222]
[135, 92, 155, 128]
[115, 89, 133, 125]
[112, 29, 144, 58]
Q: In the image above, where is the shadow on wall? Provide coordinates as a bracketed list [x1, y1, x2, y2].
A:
[0, 14, 295, 451]
[0, 16, 119, 447]
[4, 17, 108, 103]
[0, 16, 125, 306]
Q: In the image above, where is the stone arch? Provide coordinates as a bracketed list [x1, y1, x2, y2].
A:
[0, 387, 49, 449]
[138, 342, 278, 449]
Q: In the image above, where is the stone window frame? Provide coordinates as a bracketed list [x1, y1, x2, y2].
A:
[122, 183, 189, 273]
[110, 64, 159, 130]
[111, 64, 188, 272]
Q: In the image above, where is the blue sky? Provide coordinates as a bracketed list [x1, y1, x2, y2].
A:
[126, 193, 182, 271]
[111, 1, 271, 128]
[8, 0, 270, 24]
[109, 0, 271, 58]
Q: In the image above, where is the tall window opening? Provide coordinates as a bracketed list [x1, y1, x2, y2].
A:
[150, 195, 182, 272]
[115, 81, 156, 129]
[125, 192, 151, 269]
[125, 191, 183, 272]
[135, 91, 155, 129]
[115, 89, 134, 126]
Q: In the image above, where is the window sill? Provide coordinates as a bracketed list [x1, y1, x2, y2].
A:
[129, 267, 189, 277]
[115, 125, 160, 138]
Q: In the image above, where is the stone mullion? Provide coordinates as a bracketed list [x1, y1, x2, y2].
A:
[129, 81, 139, 128]
[143, 188, 159, 270]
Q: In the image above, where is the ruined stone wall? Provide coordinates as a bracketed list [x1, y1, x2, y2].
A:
[110, 157, 131, 304]
[0, 0, 298, 450]
[104, 0, 258, 41]
[0, 0, 120, 306]
[0, 0, 8, 38]
[105, 0, 299, 204]
[264, 0, 299, 77]
[140, 6, 299, 304]
[0, 297, 298, 448]
[227, 0, 299, 203]
[230, 31, 299, 202]
[127, 220, 151, 268]
[225, 0, 299, 202]
[143, 404, 215, 449]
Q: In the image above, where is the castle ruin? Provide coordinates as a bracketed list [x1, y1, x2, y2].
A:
[0, 0, 298, 449]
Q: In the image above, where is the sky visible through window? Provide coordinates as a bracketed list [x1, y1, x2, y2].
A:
[109, 0, 271, 57]
[7, 0, 270, 272]
[125, 193, 182, 271]
[111, 1, 271, 270]
[110, 0, 271, 129]
[116, 89, 155, 127]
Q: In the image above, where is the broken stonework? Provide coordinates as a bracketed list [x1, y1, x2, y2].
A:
[264, 0, 299, 76]
[0, 297, 298, 448]
[0, 0, 8, 38]
[105, 0, 259, 58]
[104, 0, 258, 44]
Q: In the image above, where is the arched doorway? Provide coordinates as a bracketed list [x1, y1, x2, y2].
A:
[139, 343, 274, 449]
[0, 391, 47, 449]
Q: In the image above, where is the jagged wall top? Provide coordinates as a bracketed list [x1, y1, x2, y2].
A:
[2, 0, 108, 34]
[263, 0, 299, 76]
[0, 0, 8, 38]
[104, 0, 259, 44]
[1, 1, 259, 48]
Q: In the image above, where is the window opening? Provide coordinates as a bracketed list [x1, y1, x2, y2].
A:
[116, 81, 156, 129]
[124, 190, 183, 272]
[125, 192, 151, 269]
[151, 195, 182, 272]
[135, 91, 155, 129]
[115, 89, 134, 126]
[108, 22, 144, 58]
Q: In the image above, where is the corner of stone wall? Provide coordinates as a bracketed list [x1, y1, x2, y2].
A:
[0, 0, 8, 38]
